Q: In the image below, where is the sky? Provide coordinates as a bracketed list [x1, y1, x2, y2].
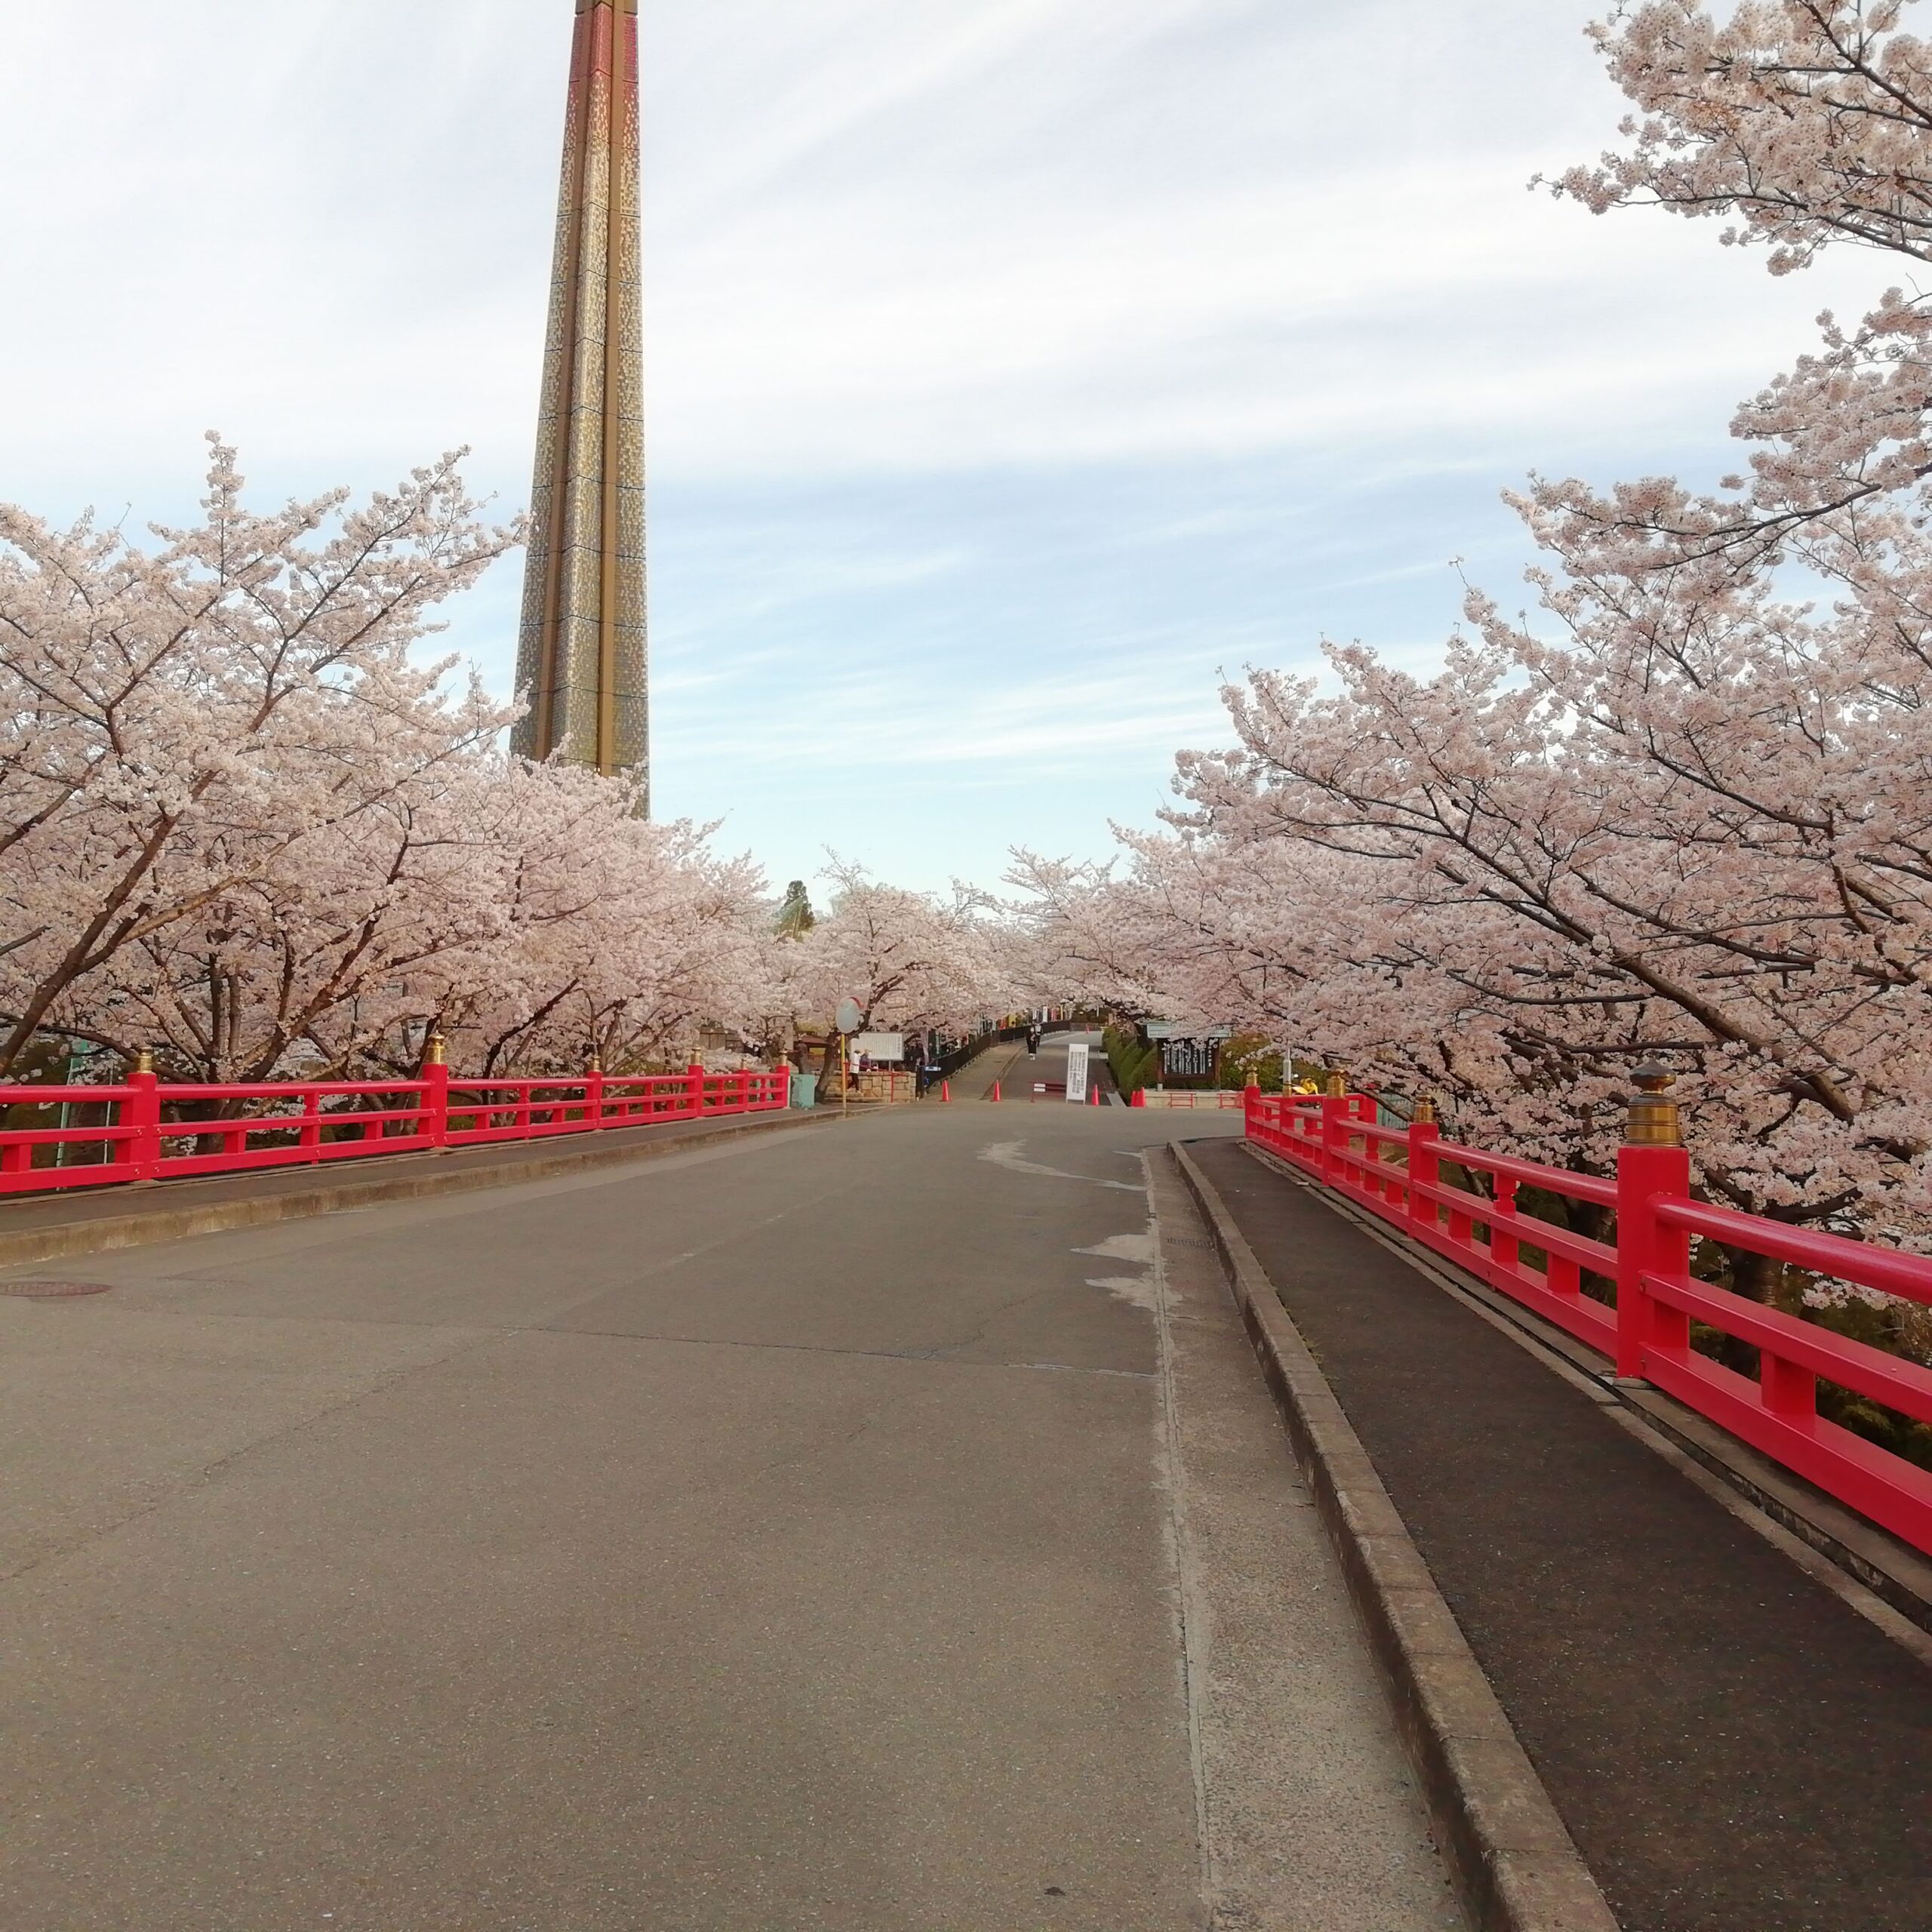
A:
[0, 0, 1885, 896]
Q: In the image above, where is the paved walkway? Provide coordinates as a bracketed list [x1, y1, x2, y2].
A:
[970, 1031, 1114, 1104]
[0, 1075, 1460, 1929]
[1189, 1139, 1932, 1932]
[961, 1034, 1029, 1099]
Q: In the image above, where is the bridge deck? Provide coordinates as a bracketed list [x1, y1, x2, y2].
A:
[1187, 1137, 1932, 1932]
[0, 1072, 1461, 1930]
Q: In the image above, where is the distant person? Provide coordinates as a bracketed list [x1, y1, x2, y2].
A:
[1026, 1026, 1041, 1057]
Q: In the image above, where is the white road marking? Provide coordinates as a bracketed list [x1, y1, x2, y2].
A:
[1076, 1232, 1156, 1266]
[1088, 1275, 1160, 1312]
[1078, 1232, 1159, 1310]
[978, 1141, 1143, 1191]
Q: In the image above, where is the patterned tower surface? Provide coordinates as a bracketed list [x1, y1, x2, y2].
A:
[514, 0, 648, 801]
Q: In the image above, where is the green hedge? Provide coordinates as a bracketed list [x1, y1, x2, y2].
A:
[1103, 1024, 1159, 1096]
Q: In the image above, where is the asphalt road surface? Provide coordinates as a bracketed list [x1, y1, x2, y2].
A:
[0, 1038, 1461, 1930]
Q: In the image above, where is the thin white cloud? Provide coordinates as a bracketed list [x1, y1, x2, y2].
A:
[1, 0, 1878, 496]
[0, 0, 1896, 888]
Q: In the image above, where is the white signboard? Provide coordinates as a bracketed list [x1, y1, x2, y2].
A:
[1066, 1041, 1091, 1104]
[851, 1032, 906, 1064]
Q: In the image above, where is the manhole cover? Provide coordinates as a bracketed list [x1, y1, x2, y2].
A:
[0, 1280, 114, 1299]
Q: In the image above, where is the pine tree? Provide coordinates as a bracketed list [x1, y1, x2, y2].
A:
[775, 881, 816, 939]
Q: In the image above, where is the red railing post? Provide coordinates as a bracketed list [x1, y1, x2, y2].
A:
[1407, 1097, 1439, 1231]
[586, 1053, 606, 1131]
[1352, 1091, 1385, 1195]
[126, 1051, 163, 1183]
[1615, 1066, 1691, 1382]
[423, 1034, 451, 1150]
[1319, 1072, 1349, 1184]
[1244, 1083, 1261, 1141]
[739, 1067, 752, 1115]
[1492, 1175, 1521, 1275]
[688, 1063, 706, 1119]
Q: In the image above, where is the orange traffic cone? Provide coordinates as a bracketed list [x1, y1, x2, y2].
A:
[991, 1080, 1001, 1102]
[941, 1080, 952, 1103]
[1089, 1083, 1101, 1106]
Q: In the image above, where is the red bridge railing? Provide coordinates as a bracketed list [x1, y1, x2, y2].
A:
[1246, 1087, 1932, 1557]
[0, 1060, 790, 1198]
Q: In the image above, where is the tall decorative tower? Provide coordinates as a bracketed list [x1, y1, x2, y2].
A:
[514, 0, 648, 802]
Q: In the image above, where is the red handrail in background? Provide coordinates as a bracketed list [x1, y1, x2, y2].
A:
[1244, 1087, 1932, 1556]
[0, 1062, 791, 1198]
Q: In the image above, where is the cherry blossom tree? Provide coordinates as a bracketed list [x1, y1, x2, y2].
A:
[0, 443, 786, 1090]
[1025, 5, 1932, 1269]
[84, 758, 517, 1084]
[784, 859, 1015, 1074]
[1014, 832, 1550, 1140]
[432, 769, 781, 1078]
[1546, 3, 1932, 580]
[0, 437, 514, 1078]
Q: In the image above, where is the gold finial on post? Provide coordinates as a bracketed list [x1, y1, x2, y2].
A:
[425, 1033, 448, 1067]
[1624, 1063, 1682, 1148]
[1414, 1094, 1437, 1125]
[1324, 1069, 1348, 1098]
[134, 1049, 155, 1076]
[586, 1048, 603, 1074]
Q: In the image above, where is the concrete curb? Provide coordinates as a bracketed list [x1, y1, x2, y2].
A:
[0, 1110, 843, 1271]
[1174, 1142, 1620, 1932]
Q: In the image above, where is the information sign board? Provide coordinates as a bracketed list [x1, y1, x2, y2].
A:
[1161, 1038, 1220, 1081]
[1066, 1041, 1091, 1104]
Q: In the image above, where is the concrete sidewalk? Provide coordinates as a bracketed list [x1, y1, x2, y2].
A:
[1186, 1138, 1932, 1932]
